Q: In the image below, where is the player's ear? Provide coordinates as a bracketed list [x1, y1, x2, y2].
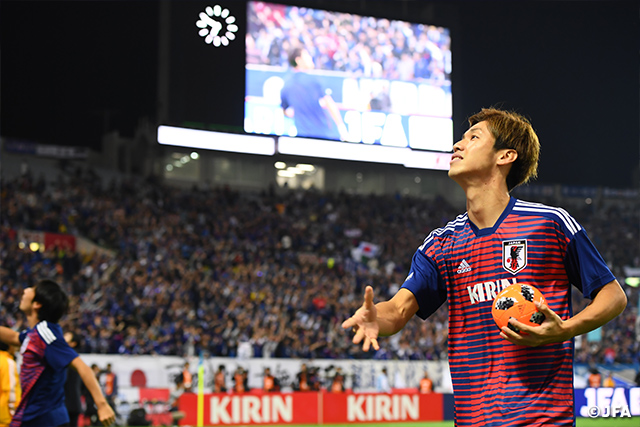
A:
[497, 148, 518, 166]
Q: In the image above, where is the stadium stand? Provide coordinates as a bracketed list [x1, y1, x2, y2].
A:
[0, 163, 638, 367]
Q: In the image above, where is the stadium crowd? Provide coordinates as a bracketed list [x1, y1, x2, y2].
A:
[0, 167, 638, 366]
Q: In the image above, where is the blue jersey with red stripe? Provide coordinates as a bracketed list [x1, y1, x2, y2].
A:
[11, 321, 78, 427]
[401, 197, 615, 427]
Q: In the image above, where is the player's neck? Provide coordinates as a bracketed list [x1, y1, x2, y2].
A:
[465, 185, 511, 230]
[27, 312, 40, 328]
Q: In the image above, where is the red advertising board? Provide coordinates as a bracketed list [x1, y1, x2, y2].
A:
[43, 231, 76, 250]
[178, 391, 444, 425]
[322, 391, 443, 423]
[16, 229, 76, 251]
[179, 392, 320, 425]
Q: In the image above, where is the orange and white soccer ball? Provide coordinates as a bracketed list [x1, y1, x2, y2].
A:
[492, 283, 546, 334]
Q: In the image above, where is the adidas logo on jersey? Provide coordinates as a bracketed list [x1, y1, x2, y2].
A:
[456, 259, 471, 274]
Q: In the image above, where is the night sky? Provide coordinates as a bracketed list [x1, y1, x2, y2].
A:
[1, 1, 638, 188]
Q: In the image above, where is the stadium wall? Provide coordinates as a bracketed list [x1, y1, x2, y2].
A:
[122, 387, 640, 425]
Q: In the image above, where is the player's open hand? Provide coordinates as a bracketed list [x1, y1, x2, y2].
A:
[500, 300, 567, 347]
[342, 286, 380, 351]
[97, 401, 116, 426]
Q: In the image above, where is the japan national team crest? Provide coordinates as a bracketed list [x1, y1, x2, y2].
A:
[502, 239, 527, 274]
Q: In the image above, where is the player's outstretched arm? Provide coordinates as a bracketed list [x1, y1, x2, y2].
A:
[502, 280, 627, 347]
[320, 95, 349, 141]
[71, 356, 116, 426]
[0, 327, 19, 346]
[342, 286, 418, 351]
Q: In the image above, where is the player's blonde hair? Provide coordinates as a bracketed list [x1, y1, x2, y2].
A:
[468, 108, 540, 191]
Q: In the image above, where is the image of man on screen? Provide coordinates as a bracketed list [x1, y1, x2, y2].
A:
[280, 46, 348, 141]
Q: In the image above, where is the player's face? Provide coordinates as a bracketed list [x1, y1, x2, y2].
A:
[448, 121, 499, 182]
[298, 49, 315, 70]
[19, 287, 36, 314]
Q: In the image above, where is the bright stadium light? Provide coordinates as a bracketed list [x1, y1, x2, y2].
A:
[278, 136, 451, 170]
[277, 170, 296, 178]
[278, 136, 406, 164]
[158, 126, 275, 156]
[296, 163, 315, 172]
[274, 162, 286, 169]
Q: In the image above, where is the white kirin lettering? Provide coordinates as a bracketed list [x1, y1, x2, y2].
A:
[467, 278, 518, 304]
[210, 395, 292, 424]
[347, 394, 419, 421]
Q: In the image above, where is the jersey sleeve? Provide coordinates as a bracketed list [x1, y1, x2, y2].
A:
[38, 326, 79, 370]
[18, 329, 28, 343]
[400, 249, 447, 320]
[564, 228, 616, 299]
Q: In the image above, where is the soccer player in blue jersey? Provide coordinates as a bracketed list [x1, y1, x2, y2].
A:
[280, 47, 349, 141]
[0, 280, 115, 427]
[342, 108, 627, 426]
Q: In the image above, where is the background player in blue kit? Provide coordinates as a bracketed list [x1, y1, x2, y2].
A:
[0, 280, 115, 427]
[342, 108, 627, 427]
[280, 46, 348, 141]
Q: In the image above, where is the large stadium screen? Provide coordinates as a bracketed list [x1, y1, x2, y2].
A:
[162, 1, 453, 168]
[244, 1, 454, 154]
